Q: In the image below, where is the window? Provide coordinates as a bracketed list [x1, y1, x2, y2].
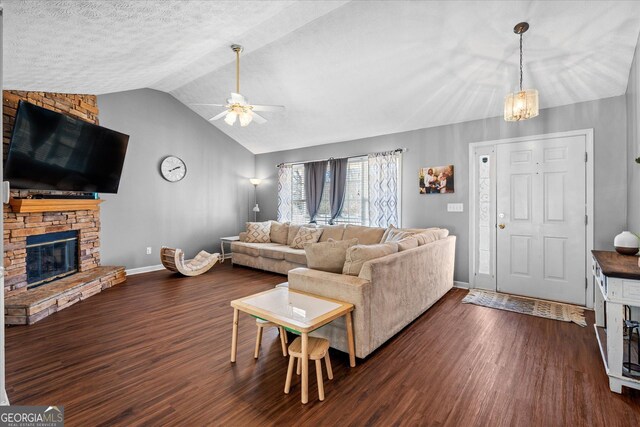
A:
[283, 157, 370, 226]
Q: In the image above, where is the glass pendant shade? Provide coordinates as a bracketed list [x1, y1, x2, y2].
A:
[224, 111, 237, 125]
[504, 89, 539, 121]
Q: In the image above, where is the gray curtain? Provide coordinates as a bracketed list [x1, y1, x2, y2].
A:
[304, 161, 327, 223]
[329, 158, 348, 224]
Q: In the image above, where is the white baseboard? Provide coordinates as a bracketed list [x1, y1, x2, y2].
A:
[125, 264, 165, 276]
[1, 388, 9, 405]
[454, 281, 469, 289]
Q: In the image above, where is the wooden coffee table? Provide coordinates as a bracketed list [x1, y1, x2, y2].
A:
[230, 287, 355, 404]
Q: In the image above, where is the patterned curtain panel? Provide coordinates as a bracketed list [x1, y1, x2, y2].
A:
[277, 164, 293, 222]
[368, 151, 401, 227]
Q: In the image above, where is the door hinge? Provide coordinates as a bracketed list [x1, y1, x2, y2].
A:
[585, 214, 588, 225]
[585, 152, 588, 162]
[585, 277, 588, 289]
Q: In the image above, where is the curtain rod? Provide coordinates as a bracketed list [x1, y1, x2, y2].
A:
[275, 148, 407, 168]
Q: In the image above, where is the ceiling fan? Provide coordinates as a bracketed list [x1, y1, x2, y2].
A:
[191, 44, 284, 127]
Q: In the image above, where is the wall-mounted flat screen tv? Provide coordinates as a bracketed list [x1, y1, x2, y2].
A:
[4, 101, 129, 193]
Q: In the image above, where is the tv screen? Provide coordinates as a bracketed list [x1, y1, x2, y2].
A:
[4, 101, 129, 193]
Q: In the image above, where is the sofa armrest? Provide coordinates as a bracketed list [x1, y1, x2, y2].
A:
[238, 232, 247, 242]
[356, 236, 456, 353]
[288, 268, 370, 302]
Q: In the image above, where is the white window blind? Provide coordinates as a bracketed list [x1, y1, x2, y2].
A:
[286, 157, 370, 226]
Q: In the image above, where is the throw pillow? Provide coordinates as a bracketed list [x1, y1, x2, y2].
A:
[304, 238, 359, 273]
[270, 221, 289, 244]
[343, 242, 398, 276]
[245, 221, 272, 243]
[397, 237, 419, 251]
[290, 227, 323, 249]
[383, 226, 416, 243]
[287, 224, 315, 245]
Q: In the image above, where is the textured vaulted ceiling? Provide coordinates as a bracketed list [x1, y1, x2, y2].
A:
[4, 1, 640, 154]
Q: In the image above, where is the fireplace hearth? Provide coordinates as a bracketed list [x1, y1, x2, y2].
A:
[26, 230, 78, 289]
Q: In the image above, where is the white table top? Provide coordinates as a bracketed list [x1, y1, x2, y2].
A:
[220, 236, 240, 241]
[231, 288, 352, 333]
[242, 288, 341, 322]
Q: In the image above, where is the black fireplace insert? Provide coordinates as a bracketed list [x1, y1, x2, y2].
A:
[26, 230, 79, 289]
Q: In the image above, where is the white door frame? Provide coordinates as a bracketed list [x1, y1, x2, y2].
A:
[468, 128, 594, 308]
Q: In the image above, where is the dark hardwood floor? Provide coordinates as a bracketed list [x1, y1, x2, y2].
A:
[5, 263, 640, 426]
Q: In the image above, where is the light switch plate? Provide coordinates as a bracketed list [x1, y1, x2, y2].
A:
[447, 203, 464, 212]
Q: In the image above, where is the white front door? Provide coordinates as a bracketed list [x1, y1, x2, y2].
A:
[496, 135, 586, 305]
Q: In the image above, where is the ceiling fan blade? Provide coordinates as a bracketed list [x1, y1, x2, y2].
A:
[209, 110, 229, 121]
[251, 112, 267, 124]
[190, 103, 226, 107]
[229, 93, 247, 105]
[251, 104, 285, 112]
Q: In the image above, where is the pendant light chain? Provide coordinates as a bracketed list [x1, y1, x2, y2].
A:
[519, 32, 523, 92]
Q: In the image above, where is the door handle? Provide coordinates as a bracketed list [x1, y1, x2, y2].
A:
[498, 223, 506, 229]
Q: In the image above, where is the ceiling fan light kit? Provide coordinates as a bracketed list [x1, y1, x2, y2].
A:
[190, 44, 284, 127]
[504, 22, 539, 122]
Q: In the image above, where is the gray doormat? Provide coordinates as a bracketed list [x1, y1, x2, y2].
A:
[462, 289, 587, 327]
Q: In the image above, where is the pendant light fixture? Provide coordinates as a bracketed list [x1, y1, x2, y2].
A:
[504, 22, 539, 121]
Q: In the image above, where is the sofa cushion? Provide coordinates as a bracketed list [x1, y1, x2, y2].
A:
[318, 225, 346, 242]
[283, 248, 307, 265]
[380, 225, 440, 242]
[231, 241, 281, 257]
[290, 227, 323, 249]
[304, 238, 358, 273]
[400, 226, 440, 233]
[397, 237, 419, 251]
[270, 221, 289, 244]
[413, 229, 448, 246]
[343, 242, 398, 276]
[343, 224, 385, 245]
[245, 221, 271, 243]
[259, 245, 287, 260]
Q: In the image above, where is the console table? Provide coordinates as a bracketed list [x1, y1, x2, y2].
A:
[592, 250, 640, 393]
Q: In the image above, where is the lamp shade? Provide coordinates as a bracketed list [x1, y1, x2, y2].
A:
[249, 178, 261, 186]
[504, 89, 539, 121]
[252, 204, 260, 212]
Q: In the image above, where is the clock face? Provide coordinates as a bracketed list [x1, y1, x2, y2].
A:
[160, 156, 187, 182]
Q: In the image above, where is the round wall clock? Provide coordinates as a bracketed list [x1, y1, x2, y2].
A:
[160, 156, 187, 182]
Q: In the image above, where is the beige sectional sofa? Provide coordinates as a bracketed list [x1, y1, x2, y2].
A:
[232, 224, 387, 275]
[232, 222, 456, 359]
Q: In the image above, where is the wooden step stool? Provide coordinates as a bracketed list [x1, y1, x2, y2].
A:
[254, 319, 288, 358]
[284, 336, 333, 401]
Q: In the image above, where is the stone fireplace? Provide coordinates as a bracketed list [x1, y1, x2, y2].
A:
[3, 90, 126, 325]
[4, 205, 101, 296]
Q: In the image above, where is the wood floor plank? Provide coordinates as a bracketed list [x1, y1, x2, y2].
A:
[5, 263, 640, 426]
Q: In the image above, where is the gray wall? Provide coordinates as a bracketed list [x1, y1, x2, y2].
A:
[627, 32, 640, 235]
[98, 89, 255, 269]
[255, 96, 627, 283]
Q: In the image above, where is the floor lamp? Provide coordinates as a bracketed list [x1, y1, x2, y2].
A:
[250, 178, 261, 221]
